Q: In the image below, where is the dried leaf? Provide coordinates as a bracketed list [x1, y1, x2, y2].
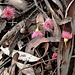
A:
[25, 37, 60, 54]
[8, 0, 27, 11]
[0, 46, 40, 62]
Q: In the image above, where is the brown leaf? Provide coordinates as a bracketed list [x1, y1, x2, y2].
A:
[25, 37, 60, 54]
[8, 0, 27, 11]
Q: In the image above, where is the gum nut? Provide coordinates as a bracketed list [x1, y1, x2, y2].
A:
[20, 28, 25, 33]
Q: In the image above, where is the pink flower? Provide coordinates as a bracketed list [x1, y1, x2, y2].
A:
[52, 53, 57, 62]
[2, 6, 15, 20]
[44, 18, 54, 31]
[32, 31, 44, 38]
[62, 31, 73, 39]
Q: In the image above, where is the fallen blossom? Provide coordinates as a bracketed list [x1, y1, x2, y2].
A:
[52, 53, 57, 62]
[62, 31, 73, 39]
[44, 18, 54, 31]
[31, 31, 44, 38]
[2, 6, 15, 20]
[31, 27, 44, 38]
[62, 31, 73, 45]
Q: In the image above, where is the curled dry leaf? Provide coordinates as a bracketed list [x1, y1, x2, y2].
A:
[25, 37, 60, 54]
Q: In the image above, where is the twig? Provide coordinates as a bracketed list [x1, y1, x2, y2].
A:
[72, 55, 75, 58]
[19, 58, 57, 72]
[0, 3, 8, 5]
[52, 67, 57, 75]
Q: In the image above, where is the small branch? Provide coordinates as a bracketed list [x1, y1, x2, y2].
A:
[72, 55, 75, 58]
[19, 58, 57, 72]
[52, 67, 57, 75]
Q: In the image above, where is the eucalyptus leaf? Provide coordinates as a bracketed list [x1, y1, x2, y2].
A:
[8, 0, 27, 11]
